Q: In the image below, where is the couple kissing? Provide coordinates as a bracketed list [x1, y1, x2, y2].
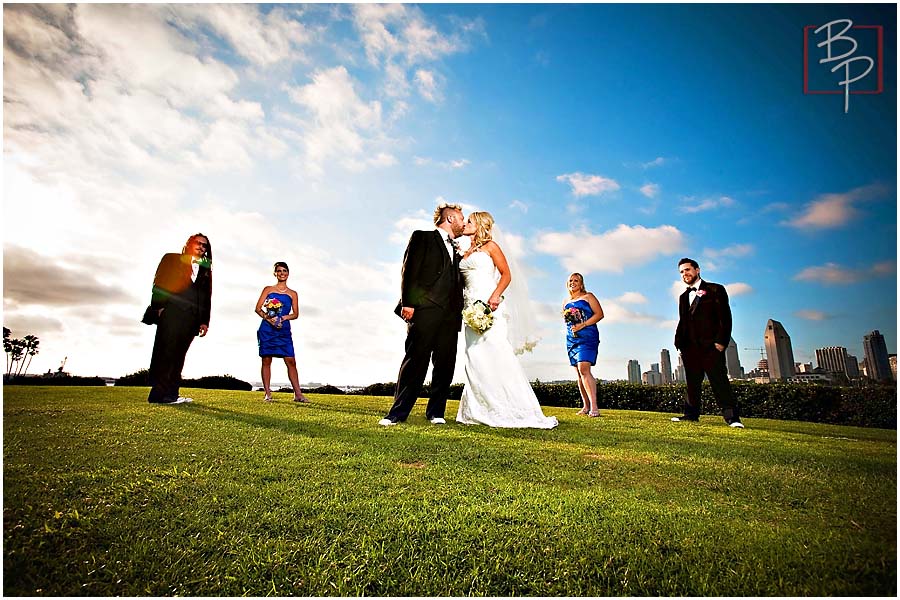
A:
[380, 202, 557, 429]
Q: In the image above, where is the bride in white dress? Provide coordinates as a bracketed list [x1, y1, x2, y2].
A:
[456, 211, 559, 429]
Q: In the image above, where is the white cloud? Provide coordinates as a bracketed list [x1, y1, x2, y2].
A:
[413, 156, 470, 170]
[556, 172, 620, 198]
[285, 65, 392, 175]
[174, 4, 311, 67]
[616, 292, 648, 304]
[639, 183, 660, 198]
[784, 183, 890, 230]
[509, 200, 529, 213]
[597, 298, 669, 327]
[641, 156, 667, 168]
[704, 243, 754, 259]
[871, 260, 897, 275]
[793, 260, 895, 285]
[414, 69, 440, 102]
[794, 262, 862, 285]
[352, 4, 477, 67]
[724, 282, 753, 296]
[796, 309, 831, 321]
[679, 195, 736, 213]
[535, 224, 685, 274]
[390, 210, 435, 244]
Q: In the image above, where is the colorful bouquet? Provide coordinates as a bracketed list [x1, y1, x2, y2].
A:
[462, 300, 495, 334]
[263, 297, 284, 328]
[562, 306, 585, 337]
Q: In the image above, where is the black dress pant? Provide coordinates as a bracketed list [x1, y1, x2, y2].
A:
[148, 305, 198, 403]
[387, 305, 459, 421]
[681, 344, 740, 422]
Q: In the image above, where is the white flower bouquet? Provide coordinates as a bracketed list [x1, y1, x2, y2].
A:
[462, 300, 494, 334]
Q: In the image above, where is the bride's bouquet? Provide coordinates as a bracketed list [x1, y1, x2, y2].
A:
[462, 300, 494, 334]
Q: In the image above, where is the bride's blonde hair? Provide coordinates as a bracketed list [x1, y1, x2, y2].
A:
[469, 211, 494, 250]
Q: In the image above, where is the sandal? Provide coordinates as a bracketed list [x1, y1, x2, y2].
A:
[293, 395, 309, 403]
[575, 408, 590, 415]
[263, 394, 273, 402]
[588, 411, 601, 418]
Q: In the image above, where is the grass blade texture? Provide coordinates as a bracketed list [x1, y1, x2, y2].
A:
[3, 386, 895, 596]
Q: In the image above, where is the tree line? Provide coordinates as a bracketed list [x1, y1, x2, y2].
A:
[3, 327, 40, 379]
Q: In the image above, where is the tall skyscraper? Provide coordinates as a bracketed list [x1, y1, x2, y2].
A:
[845, 354, 860, 378]
[660, 349, 673, 384]
[627, 360, 641, 384]
[863, 330, 891, 381]
[764, 319, 795, 381]
[724, 337, 742, 380]
[674, 354, 686, 383]
[816, 346, 851, 377]
[642, 370, 663, 385]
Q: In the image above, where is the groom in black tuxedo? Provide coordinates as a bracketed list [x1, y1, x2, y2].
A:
[380, 203, 465, 426]
[673, 257, 744, 428]
[144, 233, 212, 404]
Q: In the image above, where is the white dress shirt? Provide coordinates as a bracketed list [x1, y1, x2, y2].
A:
[437, 228, 456, 259]
[687, 277, 703, 305]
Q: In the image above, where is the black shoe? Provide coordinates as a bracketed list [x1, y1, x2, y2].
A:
[671, 415, 699, 422]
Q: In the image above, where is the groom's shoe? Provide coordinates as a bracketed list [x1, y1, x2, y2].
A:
[378, 418, 399, 427]
[671, 415, 699, 422]
[429, 417, 446, 425]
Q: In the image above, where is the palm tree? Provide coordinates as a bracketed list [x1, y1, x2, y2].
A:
[7, 338, 25, 378]
[21, 335, 40, 377]
[3, 327, 11, 379]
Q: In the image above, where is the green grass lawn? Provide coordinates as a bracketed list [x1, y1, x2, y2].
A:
[3, 386, 896, 596]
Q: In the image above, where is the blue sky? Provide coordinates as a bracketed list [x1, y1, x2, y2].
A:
[3, 3, 896, 385]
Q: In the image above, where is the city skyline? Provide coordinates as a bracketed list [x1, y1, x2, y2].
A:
[625, 322, 895, 383]
[3, 4, 896, 386]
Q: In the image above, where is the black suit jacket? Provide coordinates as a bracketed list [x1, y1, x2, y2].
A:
[674, 280, 731, 351]
[397, 230, 462, 321]
[149, 253, 212, 326]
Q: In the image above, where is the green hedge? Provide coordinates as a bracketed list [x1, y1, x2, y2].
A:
[538, 381, 895, 429]
[2, 375, 106, 387]
[350, 382, 464, 399]
[352, 380, 896, 429]
[115, 370, 251, 391]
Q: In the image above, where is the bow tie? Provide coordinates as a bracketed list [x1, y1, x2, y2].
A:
[687, 286, 696, 293]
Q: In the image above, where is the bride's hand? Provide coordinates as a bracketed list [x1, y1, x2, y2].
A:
[488, 294, 502, 311]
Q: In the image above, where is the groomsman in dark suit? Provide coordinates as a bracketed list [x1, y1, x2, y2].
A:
[380, 203, 465, 426]
[672, 257, 744, 428]
[144, 233, 212, 404]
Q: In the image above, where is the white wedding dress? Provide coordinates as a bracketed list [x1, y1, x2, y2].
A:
[456, 251, 559, 429]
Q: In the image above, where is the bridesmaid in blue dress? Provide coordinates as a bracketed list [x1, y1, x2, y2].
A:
[254, 262, 308, 403]
[564, 273, 605, 417]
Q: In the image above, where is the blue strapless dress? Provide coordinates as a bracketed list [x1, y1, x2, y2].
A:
[565, 299, 599, 366]
[257, 292, 295, 357]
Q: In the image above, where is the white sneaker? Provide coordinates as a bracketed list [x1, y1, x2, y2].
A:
[729, 421, 745, 429]
[429, 417, 446, 425]
[175, 396, 193, 404]
[378, 418, 398, 426]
